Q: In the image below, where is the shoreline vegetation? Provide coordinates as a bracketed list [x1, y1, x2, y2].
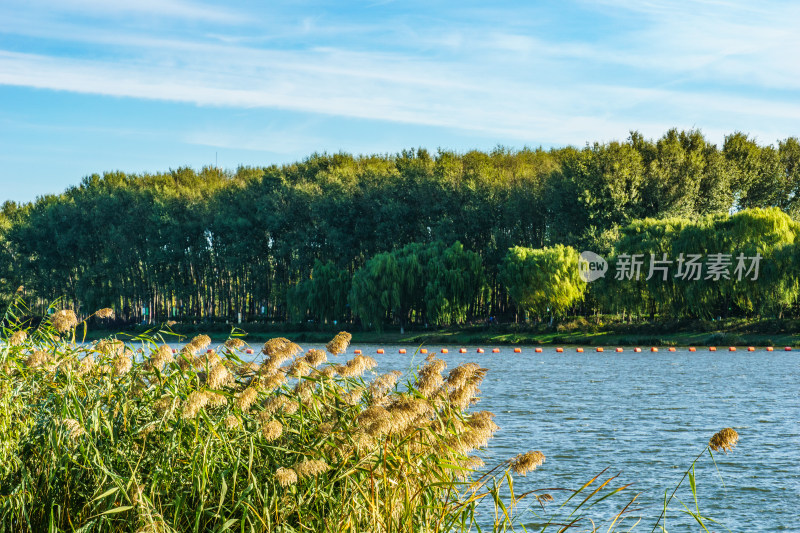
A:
[0, 301, 741, 531]
[84, 318, 800, 347]
[3, 130, 800, 336]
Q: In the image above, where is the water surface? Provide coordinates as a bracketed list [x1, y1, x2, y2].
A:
[222, 343, 799, 530]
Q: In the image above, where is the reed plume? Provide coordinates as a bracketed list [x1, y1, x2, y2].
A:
[287, 359, 311, 378]
[96, 339, 125, 356]
[261, 372, 286, 392]
[52, 309, 78, 333]
[207, 363, 232, 389]
[205, 391, 227, 408]
[190, 335, 212, 351]
[369, 370, 401, 399]
[149, 345, 174, 371]
[224, 414, 241, 430]
[182, 391, 209, 419]
[293, 459, 330, 479]
[26, 350, 53, 369]
[261, 420, 283, 441]
[95, 307, 114, 319]
[709, 427, 739, 453]
[224, 338, 244, 350]
[153, 396, 176, 416]
[77, 354, 94, 375]
[303, 349, 327, 367]
[511, 451, 545, 475]
[275, 467, 298, 487]
[113, 353, 133, 376]
[62, 418, 86, 441]
[8, 330, 27, 346]
[262, 338, 302, 361]
[336, 354, 377, 378]
[236, 386, 259, 412]
[326, 331, 352, 355]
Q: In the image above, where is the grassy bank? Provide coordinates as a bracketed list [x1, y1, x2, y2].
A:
[87, 316, 800, 348]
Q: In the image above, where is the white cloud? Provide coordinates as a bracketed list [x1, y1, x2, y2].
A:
[580, 0, 800, 89]
[1, 43, 798, 149]
[0, 0, 798, 150]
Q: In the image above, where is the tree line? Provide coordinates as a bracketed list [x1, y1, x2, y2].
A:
[1, 129, 799, 328]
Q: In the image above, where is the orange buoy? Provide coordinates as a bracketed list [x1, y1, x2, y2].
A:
[688, 347, 696, 352]
[354, 349, 362, 355]
[576, 347, 584, 353]
[729, 347, 736, 352]
[441, 348, 448, 354]
[459, 348, 467, 353]
[668, 347, 676, 352]
[398, 349, 406, 354]
[615, 347, 623, 352]
[535, 347, 543, 353]
[766, 346, 773, 351]
[596, 347, 604, 352]
[709, 347, 717, 352]
[785, 346, 792, 351]
[634, 347, 642, 353]
[477, 348, 484, 353]
[376, 349, 384, 354]
[651, 347, 658, 352]
[514, 347, 522, 353]
[207, 349, 213, 353]
[492, 348, 500, 353]
[555, 347, 563, 353]
[246, 348, 254, 354]
[420, 349, 427, 354]
[747, 346, 755, 351]
[172, 349, 178, 353]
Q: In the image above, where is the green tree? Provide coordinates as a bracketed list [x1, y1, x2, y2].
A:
[498, 245, 586, 322]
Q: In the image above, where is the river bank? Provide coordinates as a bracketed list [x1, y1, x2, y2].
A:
[83, 317, 800, 347]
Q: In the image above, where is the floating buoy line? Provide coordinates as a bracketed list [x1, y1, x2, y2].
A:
[339, 346, 795, 355]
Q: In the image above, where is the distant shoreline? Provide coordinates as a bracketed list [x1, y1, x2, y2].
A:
[81, 320, 800, 348]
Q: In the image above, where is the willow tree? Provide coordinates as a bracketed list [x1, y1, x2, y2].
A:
[349, 241, 485, 331]
[287, 260, 351, 325]
[424, 241, 486, 326]
[498, 244, 586, 323]
[594, 208, 800, 319]
[591, 217, 692, 320]
[348, 246, 425, 332]
[704, 207, 800, 317]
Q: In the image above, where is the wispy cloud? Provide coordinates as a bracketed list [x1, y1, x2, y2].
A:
[2, 42, 798, 149]
[580, 0, 800, 88]
[1, 0, 798, 152]
[8, 0, 245, 23]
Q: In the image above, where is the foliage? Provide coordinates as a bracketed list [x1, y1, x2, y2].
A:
[592, 208, 800, 319]
[287, 260, 351, 324]
[349, 241, 485, 331]
[2, 130, 800, 327]
[498, 245, 586, 319]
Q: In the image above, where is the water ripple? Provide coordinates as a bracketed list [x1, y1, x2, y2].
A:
[227, 343, 798, 531]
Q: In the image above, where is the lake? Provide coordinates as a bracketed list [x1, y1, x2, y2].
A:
[210, 342, 798, 530]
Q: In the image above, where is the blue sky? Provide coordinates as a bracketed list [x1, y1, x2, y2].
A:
[1, 0, 799, 203]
